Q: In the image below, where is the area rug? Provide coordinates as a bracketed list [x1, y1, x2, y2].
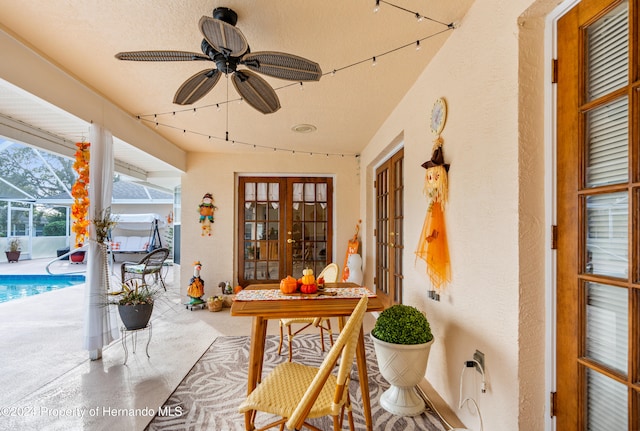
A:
[146, 334, 447, 431]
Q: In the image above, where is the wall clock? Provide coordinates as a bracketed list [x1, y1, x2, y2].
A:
[430, 97, 447, 135]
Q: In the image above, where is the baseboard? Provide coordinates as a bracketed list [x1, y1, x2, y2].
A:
[417, 379, 466, 430]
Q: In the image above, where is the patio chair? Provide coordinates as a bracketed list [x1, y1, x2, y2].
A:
[120, 247, 169, 291]
[239, 295, 368, 431]
[278, 263, 339, 361]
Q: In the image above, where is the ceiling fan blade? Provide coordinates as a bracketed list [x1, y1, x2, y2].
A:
[232, 70, 281, 114]
[242, 51, 322, 81]
[173, 69, 221, 105]
[199, 16, 248, 57]
[115, 50, 210, 61]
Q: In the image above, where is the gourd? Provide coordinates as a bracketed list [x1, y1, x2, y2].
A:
[300, 283, 318, 294]
[280, 276, 298, 294]
[301, 268, 315, 285]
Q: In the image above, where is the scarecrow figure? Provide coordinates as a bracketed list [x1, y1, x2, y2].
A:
[187, 261, 205, 305]
[198, 193, 217, 236]
[415, 137, 451, 291]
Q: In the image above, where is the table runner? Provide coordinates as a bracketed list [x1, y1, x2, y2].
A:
[234, 287, 375, 301]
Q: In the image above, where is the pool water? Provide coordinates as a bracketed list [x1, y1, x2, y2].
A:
[0, 274, 86, 303]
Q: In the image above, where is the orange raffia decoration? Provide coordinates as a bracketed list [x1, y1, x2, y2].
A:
[71, 141, 90, 247]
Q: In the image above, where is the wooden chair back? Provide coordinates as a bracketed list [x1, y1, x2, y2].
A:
[286, 295, 368, 430]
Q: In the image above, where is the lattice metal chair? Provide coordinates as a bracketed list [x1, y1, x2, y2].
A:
[278, 263, 339, 361]
[239, 295, 368, 431]
[120, 247, 169, 291]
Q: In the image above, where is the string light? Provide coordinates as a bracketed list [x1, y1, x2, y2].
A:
[135, 6, 454, 158]
[375, 1, 452, 27]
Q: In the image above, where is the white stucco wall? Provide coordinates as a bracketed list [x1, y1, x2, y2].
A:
[179, 152, 361, 296]
[359, 0, 559, 429]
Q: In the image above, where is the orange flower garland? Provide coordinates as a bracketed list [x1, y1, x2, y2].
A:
[71, 141, 90, 247]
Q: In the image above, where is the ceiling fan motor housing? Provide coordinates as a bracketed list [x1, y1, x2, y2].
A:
[212, 7, 238, 26]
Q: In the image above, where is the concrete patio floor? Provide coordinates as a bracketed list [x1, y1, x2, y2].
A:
[0, 257, 459, 430]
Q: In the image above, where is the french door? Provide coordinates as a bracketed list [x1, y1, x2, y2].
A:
[556, 0, 639, 428]
[238, 177, 333, 286]
[375, 148, 404, 308]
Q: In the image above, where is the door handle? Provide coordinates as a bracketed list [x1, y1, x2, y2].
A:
[287, 239, 296, 244]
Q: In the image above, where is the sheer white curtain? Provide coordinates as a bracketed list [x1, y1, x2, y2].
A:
[83, 123, 119, 358]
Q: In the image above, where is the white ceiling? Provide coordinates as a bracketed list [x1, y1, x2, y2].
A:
[0, 1, 473, 186]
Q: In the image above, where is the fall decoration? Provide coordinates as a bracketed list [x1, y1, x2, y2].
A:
[187, 261, 205, 305]
[300, 283, 318, 294]
[198, 192, 218, 237]
[93, 206, 118, 244]
[279, 276, 298, 294]
[301, 268, 315, 285]
[71, 141, 90, 247]
[415, 136, 451, 291]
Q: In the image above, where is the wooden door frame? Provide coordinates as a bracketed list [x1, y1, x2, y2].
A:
[236, 175, 334, 287]
[374, 147, 404, 308]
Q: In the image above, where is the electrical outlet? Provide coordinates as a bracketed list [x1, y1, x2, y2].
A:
[473, 350, 485, 373]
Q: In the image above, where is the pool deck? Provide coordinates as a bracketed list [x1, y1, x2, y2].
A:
[0, 257, 261, 430]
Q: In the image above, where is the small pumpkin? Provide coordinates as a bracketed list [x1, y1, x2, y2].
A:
[234, 285, 243, 294]
[280, 276, 298, 294]
[300, 283, 318, 294]
[301, 268, 315, 285]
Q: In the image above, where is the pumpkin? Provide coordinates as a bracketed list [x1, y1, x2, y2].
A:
[280, 276, 298, 294]
[300, 283, 318, 294]
[234, 285, 243, 294]
[301, 268, 315, 285]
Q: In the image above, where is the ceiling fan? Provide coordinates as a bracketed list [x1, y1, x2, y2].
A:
[115, 7, 322, 114]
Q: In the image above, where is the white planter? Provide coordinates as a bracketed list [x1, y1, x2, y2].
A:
[371, 335, 434, 416]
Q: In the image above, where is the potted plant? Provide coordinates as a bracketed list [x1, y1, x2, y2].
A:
[5, 237, 21, 262]
[371, 304, 434, 416]
[115, 280, 159, 330]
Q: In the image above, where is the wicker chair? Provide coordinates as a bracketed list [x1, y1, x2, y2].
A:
[278, 263, 339, 361]
[120, 247, 169, 291]
[238, 295, 368, 431]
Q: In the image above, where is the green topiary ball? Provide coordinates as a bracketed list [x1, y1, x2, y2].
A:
[371, 304, 433, 345]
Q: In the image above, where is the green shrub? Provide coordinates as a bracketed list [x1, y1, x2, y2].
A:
[371, 304, 433, 345]
[43, 220, 66, 236]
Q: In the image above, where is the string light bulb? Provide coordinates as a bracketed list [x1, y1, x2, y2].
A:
[374, 0, 380, 13]
[416, 40, 421, 50]
[416, 13, 424, 22]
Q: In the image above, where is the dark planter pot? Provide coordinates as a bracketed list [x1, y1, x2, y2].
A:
[70, 251, 85, 263]
[5, 251, 20, 263]
[118, 303, 153, 330]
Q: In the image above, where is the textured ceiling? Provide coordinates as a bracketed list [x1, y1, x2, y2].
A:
[0, 0, 473, 175]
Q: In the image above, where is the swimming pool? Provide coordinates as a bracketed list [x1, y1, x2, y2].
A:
[0, 274, 86, 303]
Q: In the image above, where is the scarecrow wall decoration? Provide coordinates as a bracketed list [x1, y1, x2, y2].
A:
[415, 97, 451, 291]
[198, 192, 218, 236]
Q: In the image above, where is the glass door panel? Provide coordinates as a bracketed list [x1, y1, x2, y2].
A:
[585, 282, 628, 375]
[289, 180, 330, 277]
[585, 97, 628, 188]
[586, 368, 628, 430]
[585, 192, 628, 278]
